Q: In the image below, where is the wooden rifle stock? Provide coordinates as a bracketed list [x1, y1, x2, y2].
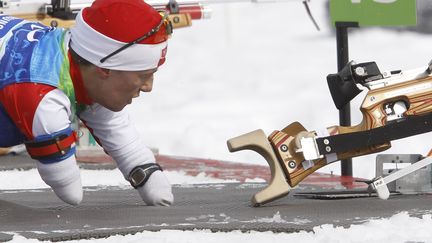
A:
[271, 72, 432, 187]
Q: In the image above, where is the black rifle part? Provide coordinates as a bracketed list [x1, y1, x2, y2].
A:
[49, 0, 76, 20]
[327, 61, 383, 110]
[316, 112, 432, 155]
[167, 0, 180, 14]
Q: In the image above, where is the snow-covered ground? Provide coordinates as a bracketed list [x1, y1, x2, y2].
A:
[3, 168, 432, 243]
[6, 212, 432, 243]
[6, 1, 432, 242]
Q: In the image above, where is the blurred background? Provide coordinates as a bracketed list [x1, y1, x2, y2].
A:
[126, 0, 432, 179]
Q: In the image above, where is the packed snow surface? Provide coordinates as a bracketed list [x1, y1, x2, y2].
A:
[3, 167, 432, 243]
[7, 211, 432, 243]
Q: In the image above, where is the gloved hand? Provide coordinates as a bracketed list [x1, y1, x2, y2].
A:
[136, 170, 173, 206]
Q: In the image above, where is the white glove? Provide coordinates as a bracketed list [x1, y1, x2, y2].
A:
[137, 170, 173, 206]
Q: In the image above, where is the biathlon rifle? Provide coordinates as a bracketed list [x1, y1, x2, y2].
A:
[0, 0, 320, 30]
[228, 60, 432, 206]
[0, 0, 212, 28]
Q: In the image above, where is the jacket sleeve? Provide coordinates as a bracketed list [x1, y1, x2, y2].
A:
[78, 103, 156, 178]
[2, 84, 77, 163]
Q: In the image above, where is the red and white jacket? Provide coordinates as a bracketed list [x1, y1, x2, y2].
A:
[0, 15, 155, 179]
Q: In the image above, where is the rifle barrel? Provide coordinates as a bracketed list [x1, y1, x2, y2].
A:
[0, 0, 297, 21]
[0, 0, 213, 19]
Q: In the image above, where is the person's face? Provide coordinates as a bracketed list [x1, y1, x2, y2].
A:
[85, 67, 157, 112]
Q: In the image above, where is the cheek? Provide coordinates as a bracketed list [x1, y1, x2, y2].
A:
[124, 83, 140, 93]
[113, 78, 140, 94]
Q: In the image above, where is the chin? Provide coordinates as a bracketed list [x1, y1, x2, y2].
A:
[105, 104, 125, 112]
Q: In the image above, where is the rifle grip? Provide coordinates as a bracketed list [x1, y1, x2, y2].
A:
[270, 122, 391, 187]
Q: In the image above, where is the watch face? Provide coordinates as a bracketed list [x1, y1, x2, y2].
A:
[129, 164, 161, 188]
[131, 169, 147, 186]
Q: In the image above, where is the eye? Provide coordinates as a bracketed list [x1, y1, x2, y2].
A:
[140, 74, 150, 80]
[141, 74, 155, 84]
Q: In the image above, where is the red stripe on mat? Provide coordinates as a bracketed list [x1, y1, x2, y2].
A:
[76, 151, 366, 189]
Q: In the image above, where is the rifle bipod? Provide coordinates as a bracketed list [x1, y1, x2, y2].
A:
[371, 156, 432, 200]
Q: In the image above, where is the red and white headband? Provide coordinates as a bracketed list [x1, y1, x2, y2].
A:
[70, 10, 167, 71]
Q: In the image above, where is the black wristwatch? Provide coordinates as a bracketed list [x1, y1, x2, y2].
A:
[128, 163, 163, 188]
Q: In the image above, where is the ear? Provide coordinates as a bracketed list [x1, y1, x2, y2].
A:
[95, 67, 111, 79]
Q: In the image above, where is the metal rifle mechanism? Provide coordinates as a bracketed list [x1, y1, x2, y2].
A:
[228, 60, 432, 206]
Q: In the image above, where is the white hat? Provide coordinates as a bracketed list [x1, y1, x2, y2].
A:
[70, 0, 170, 71]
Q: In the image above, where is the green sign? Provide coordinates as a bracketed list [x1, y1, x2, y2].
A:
[330, 0, 417, 26]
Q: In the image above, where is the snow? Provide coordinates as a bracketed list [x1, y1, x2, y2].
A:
[5, 1, 432, 242]
[7, 212, 432, 243]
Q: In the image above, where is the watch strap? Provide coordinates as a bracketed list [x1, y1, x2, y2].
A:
[128, 163, 163, 189]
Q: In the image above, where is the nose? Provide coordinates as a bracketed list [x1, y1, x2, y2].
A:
[140, 77, 154, 93]
[140, 83, 153, 92]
